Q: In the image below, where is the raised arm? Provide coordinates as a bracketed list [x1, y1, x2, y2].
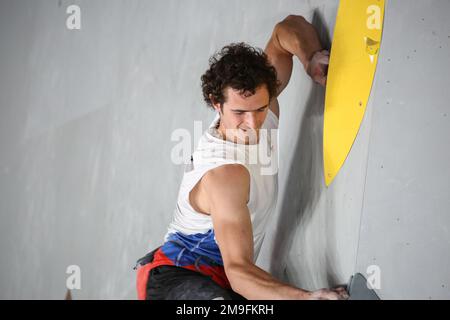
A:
[264, 15, 329, 116]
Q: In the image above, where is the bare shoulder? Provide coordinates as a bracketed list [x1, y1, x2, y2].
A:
[202, 164, 250, 205]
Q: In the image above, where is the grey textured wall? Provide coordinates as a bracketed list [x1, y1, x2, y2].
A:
[354, 0, 450, 299]
[0, 0, 449, 299]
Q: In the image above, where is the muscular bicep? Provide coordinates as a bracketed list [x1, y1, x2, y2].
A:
[265, 24, 293, 119]
[264, 24, 294, 98]
[203, 164, 254, 269]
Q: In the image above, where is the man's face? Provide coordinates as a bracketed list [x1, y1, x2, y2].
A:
[212, 85, 270, 145]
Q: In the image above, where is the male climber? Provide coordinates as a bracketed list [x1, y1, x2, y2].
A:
[135, 14, 349, 300]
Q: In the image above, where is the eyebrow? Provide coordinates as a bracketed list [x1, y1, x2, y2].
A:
[230, 105, 269, 112]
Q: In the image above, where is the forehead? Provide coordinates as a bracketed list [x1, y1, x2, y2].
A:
[224, 85, 269, 106]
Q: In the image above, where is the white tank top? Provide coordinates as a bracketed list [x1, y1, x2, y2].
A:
[164, 109, 279, 262]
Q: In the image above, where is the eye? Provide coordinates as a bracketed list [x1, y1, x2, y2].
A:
[234, 111, 244, 115]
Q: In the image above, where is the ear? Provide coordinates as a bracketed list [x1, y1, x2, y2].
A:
[209, 94, 222, 114]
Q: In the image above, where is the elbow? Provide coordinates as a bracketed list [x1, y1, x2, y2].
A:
[280, 14, 306, 25]
[225, 263, 250, 294]
[226, 272, 242, 294]
[285, 14, 306, 22]
[275, 15, 306, 34]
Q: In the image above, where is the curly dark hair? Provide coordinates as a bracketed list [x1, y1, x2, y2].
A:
[201, 42, 280, 111]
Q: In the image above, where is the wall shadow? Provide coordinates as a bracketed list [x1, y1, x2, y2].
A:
[269, 9, 341, 288]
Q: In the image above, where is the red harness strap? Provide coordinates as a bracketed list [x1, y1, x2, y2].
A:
[135, 247, 231, 300]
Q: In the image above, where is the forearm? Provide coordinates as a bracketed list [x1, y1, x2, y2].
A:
[226, 263, 312, 300]
[274, 15, 323, 71]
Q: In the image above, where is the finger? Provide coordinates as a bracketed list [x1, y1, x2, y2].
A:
[318, 76, 327, 87]
[335, 288, 350, 299]
[340, 292, 350, 300]
[329, 293, 340, 300]
[317, 55, 329, 65]
[334, 286, 348, 294]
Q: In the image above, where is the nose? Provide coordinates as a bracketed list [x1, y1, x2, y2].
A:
[244, 112, 258, 129]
